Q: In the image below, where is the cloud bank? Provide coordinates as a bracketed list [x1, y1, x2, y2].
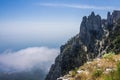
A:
[36, 3, 118, 10]
[0, 47, 59, 72]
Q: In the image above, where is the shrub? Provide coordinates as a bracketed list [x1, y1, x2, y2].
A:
[69, 70, 76, 77]
[104, 76, 113, 80]
[103, 62, 120, 80]
[74, 67, 78, 72]
[103, 70, 115, 80]
[92, 69, 102, 78]
[116, 62, 120, 79]
[102, 52, 115, 59]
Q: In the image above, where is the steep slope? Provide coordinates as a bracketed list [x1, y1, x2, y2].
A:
[45, 10, 120, 80]
[57, 52, 120, 80]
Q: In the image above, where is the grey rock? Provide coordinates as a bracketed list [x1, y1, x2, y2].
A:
[112, 10, 120, 23]
[107, 12, 113, 26]
[80, 12, 103, 53]
[45, 55, 62, 80]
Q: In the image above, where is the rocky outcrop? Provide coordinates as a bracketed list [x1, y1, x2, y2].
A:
[112, 10, 120, 23]
[45, 55, 61, 80]
[45, 10, 120, 80]
[80, 12, 103, 55]
[45, 35, 87, 80]
[107, 12, 113, 26]
[107, 10, 120, 26]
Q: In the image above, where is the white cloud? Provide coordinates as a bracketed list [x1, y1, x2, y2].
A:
[35, 3, 118, 10]
[0, 47, 59, 72]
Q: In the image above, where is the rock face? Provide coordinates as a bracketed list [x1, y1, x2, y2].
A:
[107, 12, 113, 26]
[80, 12, 103, 53]
[112, 10, 120, 23]
[45, 10, 120, 80]
[45, 35, 87, 80]
[107, 10, 120, 25]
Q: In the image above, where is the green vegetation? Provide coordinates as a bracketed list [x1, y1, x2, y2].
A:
[68, 67, 79, 77]
[107, 18, 120, 53]
[116, 62, 120, 79]
[92, 69, 103, 78]
[112, 36, 120, 53]
[117, 18, 120, 26]
[103, 62, 120, 80]
[102, 52, 115, 59]
[69, 70, 76, 77]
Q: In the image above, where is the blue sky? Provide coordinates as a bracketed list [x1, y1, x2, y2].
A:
[0, 0, 120, 52]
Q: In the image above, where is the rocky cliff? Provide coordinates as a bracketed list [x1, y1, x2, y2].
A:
[45, 10, 120, 80]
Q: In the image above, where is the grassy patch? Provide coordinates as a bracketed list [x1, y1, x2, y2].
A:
[92, 69, 103, 78]
[102, 52, 115, 59]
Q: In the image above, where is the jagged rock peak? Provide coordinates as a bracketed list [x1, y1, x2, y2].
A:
[107, 11, 113, 25]
[107, 10, 120, 24]
[82, 16, 87, 22]
[79, 12, 103, 52]
[112, 10, 120, 23]
[107, 11, 111, 16]
[91, 11, 95, 16]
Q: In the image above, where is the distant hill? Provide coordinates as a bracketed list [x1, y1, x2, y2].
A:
[0, 69, 46, 80]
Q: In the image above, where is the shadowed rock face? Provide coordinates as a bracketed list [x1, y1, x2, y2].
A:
[80, 12, 103, 52]
[45, 11, 120, 80]
[112, 10, 120, 23]
[107, 10, 120, 25]
[107, 12, 113, 26]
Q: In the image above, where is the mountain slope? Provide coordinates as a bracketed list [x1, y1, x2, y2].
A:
[45, 10, 120, 80]
[57, 52, 120, 80]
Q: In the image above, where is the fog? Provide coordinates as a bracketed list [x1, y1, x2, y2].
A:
[0, 47, 59, 72]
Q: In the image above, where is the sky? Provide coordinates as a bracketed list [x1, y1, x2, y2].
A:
[0, 0, 120, 52]
[0, 0, 120, 73]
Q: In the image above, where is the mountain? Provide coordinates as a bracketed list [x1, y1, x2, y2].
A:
[45, 10, 120, 80]
[0, 68, 46, 80]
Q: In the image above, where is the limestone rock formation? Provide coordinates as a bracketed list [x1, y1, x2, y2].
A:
[107, 12, 113, 26]
[80, 12, 103, 53]
[112, 10, 120, 23]
[45, 10, 120, 80]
